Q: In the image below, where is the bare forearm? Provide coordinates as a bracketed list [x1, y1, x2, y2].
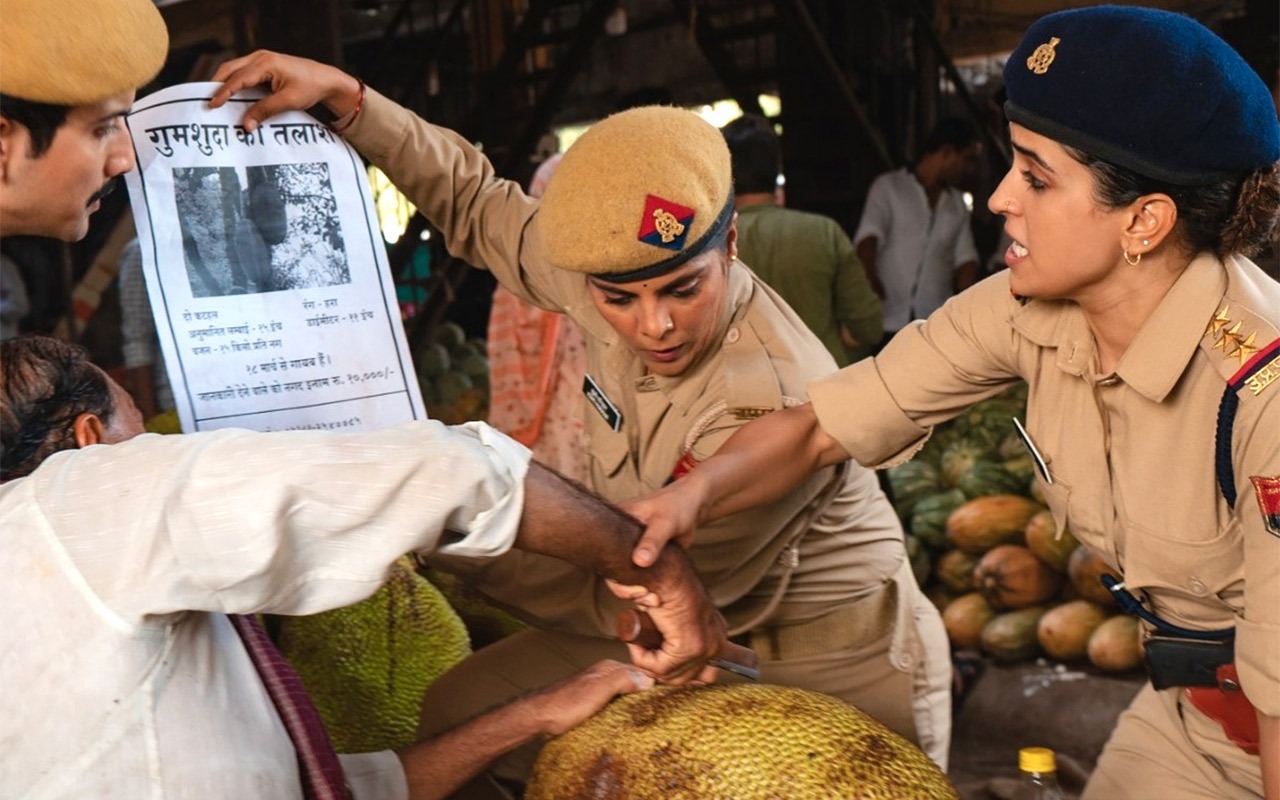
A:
[397, 697, 543, 800]
[514, 462, 685, 588]
[855, 238, 883, 297]
[691, 403, 850, 524]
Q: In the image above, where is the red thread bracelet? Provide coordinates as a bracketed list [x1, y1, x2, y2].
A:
[330, 78, 365, 134]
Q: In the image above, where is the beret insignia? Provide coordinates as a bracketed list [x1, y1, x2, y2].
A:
[638, 194, 694, 251]
[1250, 476, 1280, 537]
[1027, 36, 1060, 75]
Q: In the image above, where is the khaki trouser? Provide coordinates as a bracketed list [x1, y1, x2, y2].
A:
[1085, 683, 1263, 799]
[417, 562, 951, 797]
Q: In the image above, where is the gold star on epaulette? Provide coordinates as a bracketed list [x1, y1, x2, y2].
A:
[1204, 306, 1231, 338]
[1215, 321, 1244, 354]
[1233, 331, 1259, 366]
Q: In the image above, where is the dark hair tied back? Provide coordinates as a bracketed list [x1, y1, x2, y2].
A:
[1068, 147, 1280, 259]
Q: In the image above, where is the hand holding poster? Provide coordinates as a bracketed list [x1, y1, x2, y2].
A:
[123, 82, 425, 433]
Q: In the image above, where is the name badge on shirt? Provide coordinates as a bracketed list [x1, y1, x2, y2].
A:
[583, 373, 623, 432]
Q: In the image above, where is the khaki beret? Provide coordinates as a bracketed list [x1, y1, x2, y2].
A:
[537, 105, 734, 282]
[0, 0, 169, 105]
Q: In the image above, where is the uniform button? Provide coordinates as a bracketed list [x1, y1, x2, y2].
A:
[895, 652, 914, 670]
[1221, 678, 1241, 692]
[1097, 375, 1119, 387]
[637, 376, 658, 391]
[1188, 577, 1206, 595]
[725, 327, 740, 344]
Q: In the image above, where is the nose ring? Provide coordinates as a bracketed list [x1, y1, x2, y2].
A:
[664, 319, 674, 331]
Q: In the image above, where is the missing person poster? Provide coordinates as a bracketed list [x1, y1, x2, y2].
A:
[123, 82, 425, 433]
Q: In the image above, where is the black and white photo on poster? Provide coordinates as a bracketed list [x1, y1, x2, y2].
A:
[123, 83, 425, 434]
[173, 163, 349, 297]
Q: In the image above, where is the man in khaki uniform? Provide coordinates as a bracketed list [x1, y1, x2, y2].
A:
[210, 53, 953, 789]
[615, 8, 1280, 798]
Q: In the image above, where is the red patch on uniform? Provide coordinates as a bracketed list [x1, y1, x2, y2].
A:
[1250, 476, 1280, 537]
[666, 451, 700, 485]
[636, 194, 694, 251]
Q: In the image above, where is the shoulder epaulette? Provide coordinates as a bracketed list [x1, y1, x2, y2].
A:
[1200, 304, 1280, 394]
[722, 314, 785, 417]
[1202, 303, 1280, 506]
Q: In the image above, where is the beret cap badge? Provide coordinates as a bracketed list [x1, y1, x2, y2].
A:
[1026, 37, 1060, 75]
[638, 194, 695, 251]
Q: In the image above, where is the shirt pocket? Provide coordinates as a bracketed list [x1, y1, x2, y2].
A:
[1122, 515, 1242, 609]
[584, 422, 631, 484]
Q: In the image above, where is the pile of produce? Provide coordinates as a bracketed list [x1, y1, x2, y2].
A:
[889, 385, 1142, 674]
[415, 321, 490, 423]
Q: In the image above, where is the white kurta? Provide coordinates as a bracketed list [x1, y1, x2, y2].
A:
[1, 421, 529, 800]
[854, 167, 978, 330]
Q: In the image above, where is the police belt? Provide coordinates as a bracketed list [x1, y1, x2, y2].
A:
[732, 579, 897, 662]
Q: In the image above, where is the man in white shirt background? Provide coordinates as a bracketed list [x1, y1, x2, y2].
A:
[854, 117, 982, 349]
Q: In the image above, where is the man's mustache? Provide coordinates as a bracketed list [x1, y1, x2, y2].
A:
[87, 178, 118, 207]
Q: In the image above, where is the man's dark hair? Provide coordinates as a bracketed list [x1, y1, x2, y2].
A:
[0, 94, 71, 158]
[1, 335, 114, 482]
[722, 114, 781, 195]
[918, 117, 980, 158]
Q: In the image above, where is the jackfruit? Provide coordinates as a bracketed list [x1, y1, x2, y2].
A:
[526, 683, 958, 800]
[418, 566, 528, 650]
[274, 556, 472, 753]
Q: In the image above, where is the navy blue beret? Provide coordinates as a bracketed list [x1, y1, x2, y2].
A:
[1004, 5, 1280, 185]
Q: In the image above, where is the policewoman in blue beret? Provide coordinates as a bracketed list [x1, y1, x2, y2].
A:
[618, 6, 1280, 797]
[213, 35, 953, 797]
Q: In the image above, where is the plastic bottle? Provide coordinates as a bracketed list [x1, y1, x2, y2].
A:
[1017, 747, 1065, 800]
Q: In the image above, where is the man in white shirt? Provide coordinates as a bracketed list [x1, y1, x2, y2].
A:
[854, 117, 982, 346]
[0, 335, 728, 799]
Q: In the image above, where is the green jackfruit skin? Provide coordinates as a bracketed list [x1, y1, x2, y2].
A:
[527, 683, 959, 800]
[418, 566, 528, 650]
[275, 556, 471, 753]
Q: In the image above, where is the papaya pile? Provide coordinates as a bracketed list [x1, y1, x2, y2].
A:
[889, 384, 1142, 674]
[414, 321, 490, 424]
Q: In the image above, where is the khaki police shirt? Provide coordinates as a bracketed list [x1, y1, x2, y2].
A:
[346, 90, 906, 634]
[808, 255, 1280, 715]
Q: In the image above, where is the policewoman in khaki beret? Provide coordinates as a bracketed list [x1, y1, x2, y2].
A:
[213, 48, 954, 785]
[0, 0, 167, 241]
[617, 7, 1280, 799]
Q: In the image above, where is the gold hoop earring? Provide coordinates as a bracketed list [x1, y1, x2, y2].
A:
[1123, 248, 1141, 266]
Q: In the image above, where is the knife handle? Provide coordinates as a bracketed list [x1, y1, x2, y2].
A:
[616, 607, 760, 673]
